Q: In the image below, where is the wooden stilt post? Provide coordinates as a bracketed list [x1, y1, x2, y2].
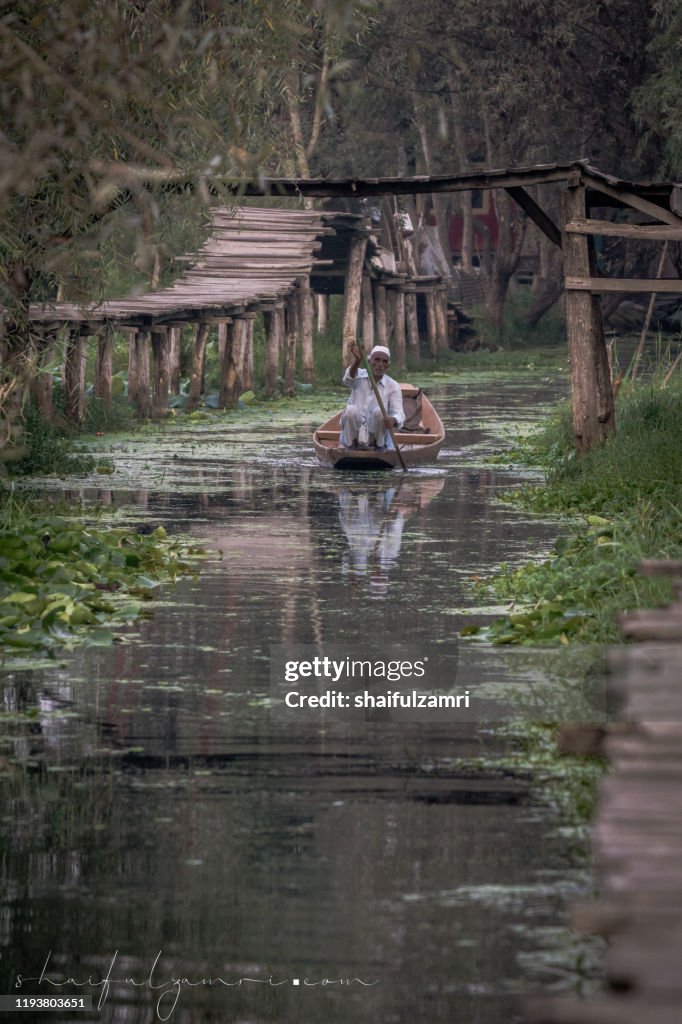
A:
[392, 288, 407, 370]
[436, 285, 449, 349]
[221, 317, 247, 407]
[361, 274, 375, 352]
[316, 293, 328, 335]
[134, 329, 151, 418]
[64, 328, 87, 425]
[373, 282, 388, 349]
[425, 289, 438, 358]
[342, 234, 368, 365]
[127, 329, 138, 410]
[169, 326, 182, 394]
[263, 307, 281, 397]
[284, 292, 298, 398]
[32, 330, 55, 422]
[405, 284, 419, 357]
[299, 277, 314, 385]
[94, 325, 114, 408]
[151, 327, 170, 419]
[187, 322, 210, 412]
[561, 186, 615, 451]
[217, 322, 228, 367]
[242, 317, 254, 392]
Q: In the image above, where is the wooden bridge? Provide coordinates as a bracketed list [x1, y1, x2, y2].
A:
[525, 561, 682, 1024]
[14, 159, 682, 449]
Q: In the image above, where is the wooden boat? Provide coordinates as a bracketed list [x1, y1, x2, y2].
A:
[313, 384, 445, 470]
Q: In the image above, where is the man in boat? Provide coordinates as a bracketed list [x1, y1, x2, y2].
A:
[340, 343, 405, 450]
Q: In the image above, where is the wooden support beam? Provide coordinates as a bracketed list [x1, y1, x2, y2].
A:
[373, 282, 388, 349]
[169, 326, 182, 395]
[425, 289, 438, 358]
[361, 273, 374, 351]
[64, 330, 86, 425]
[94, 326, 114, 408]
[32, 330, 56, 422]
[561, 187, 615, 452]
[506, 186, 562, 247]
[392, 288, 406, 370]
[405, 288, 419, 356]
[220, 318, 247, 407]
[341, 235, 368, 365]
[583, 175, 682, 228]
[566, 276, 682, 293]
[186, 323, 210, 412]
[263, 308, 282, 397]
[151, 328, 170, 418]
[565, 218, 682, 241]
[283, 293, 298, 397]
[134, 329, 151, 418]
[242, 318, 254, 391]
[298, 277, 314, 385]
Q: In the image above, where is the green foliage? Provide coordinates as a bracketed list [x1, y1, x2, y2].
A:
[8, 403, 96, 478]
[475, 291, 567, 349]
[476, 379, 682, 644]
[0, 499, 202, 662]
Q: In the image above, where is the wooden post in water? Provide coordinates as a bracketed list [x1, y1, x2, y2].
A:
[361, 274, 374, 352]
[425, 289, 438, 358]
[32, 330, 56, 422]
[134, 329, 151, 418]
[392, 287, 407, 370]
[561, 186, 615, 451]
[263, 308, 281, 397]
[341, 234, 368, 365]
[186, 322, 210, 412]
[298, 277, 314, 385]
[94, 325, 114, 408]
[436, 285, 449, 349]
[284, 292, 298, 398]
[316, 293, 328, 335]
[127, 329, 138, 410]
[221, 317, 247, 407]
[64, 328, 87, 425]
[405, 284, 420, 357]
[169, 326, 182, 394]
[151, 327, 170, 418]
[373, 282, 388, 349]
[242, 315, 256, 391]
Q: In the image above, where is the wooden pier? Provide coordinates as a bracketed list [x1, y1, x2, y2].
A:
[524, 561, 682, 1024]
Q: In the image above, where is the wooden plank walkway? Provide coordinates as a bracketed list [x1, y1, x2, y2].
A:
[26, 206, 330, 328]
[524, 563, 682, 1023]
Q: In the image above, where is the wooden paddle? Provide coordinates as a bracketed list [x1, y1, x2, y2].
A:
[358, 350, 408, 473]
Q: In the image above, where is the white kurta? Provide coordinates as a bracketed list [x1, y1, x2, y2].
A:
[340, 368, 405, 448]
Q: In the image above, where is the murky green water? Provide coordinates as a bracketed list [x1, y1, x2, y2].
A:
[0, 373, 598, 1023]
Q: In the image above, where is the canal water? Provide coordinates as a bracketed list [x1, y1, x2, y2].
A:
[1, 372, 598, 1023]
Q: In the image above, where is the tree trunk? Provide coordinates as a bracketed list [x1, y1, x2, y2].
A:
[186, 323, 210, 412]
[425, 290, 438, 357]
[316, 293, 328, 334]
[341, 235, 368, 365]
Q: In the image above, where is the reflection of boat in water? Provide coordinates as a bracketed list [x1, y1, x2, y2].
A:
[334, 476, 445, 593]
[313, 384, 445, 470]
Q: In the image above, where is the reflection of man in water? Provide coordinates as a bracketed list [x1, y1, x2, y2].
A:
[340, 344, 405, 450]
[339, 487, 405, 592]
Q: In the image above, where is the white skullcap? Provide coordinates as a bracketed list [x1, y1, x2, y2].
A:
[369, 345, 391, 360]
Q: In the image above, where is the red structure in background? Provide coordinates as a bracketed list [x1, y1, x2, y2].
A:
[448, 189, 499, 264]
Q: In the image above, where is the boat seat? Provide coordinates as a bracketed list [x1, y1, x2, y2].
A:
[317, 428, 439, 445]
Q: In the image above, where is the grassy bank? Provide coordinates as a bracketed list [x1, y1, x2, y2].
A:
[477, 376, 682, 645]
